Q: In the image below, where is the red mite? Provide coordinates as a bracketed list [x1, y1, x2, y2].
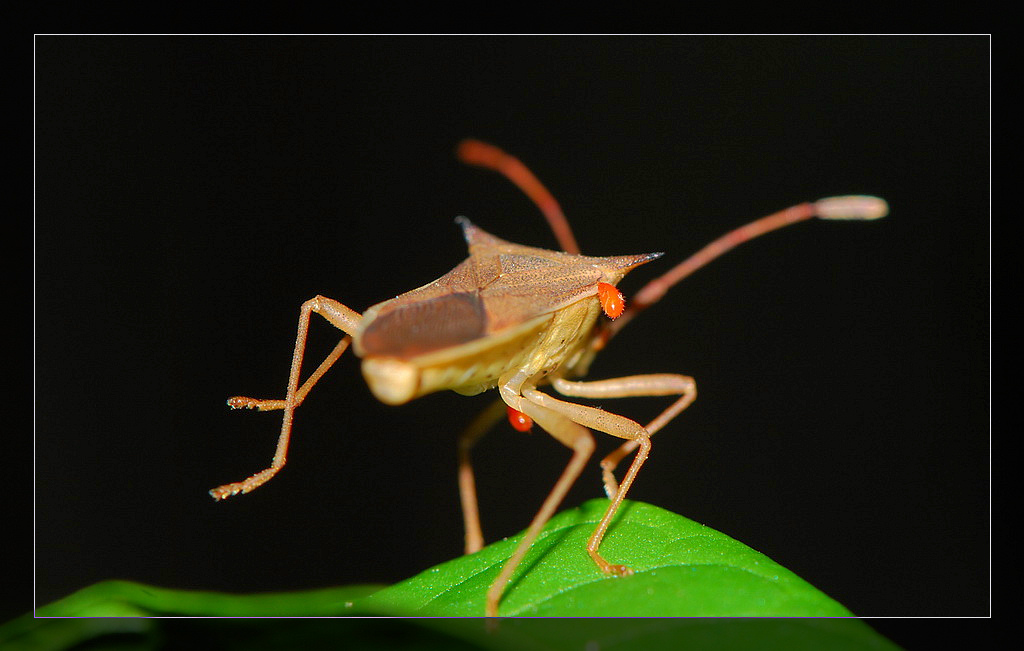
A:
[507, 406, 533, 432]
[597, 282, 625, 319]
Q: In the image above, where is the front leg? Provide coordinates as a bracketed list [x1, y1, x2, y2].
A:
[209, 296, 362, 500]
[520, 388, 653, 577]
[485, 390, 595, 617]
[551, 374, 696, 497]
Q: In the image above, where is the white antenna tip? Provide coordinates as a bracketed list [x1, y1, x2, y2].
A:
[815, 195, 889, 221]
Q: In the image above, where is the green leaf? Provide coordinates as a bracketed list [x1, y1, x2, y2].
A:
[9, 501, 889, 650]
[19, 500, 850, 619]
[358, 499, 852, 617]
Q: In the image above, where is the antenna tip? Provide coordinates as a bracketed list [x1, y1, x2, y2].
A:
[815, 195, 889, 221]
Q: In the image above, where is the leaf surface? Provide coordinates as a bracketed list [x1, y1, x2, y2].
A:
[5, 501, 899, 648]
[358, 499, 852, 617]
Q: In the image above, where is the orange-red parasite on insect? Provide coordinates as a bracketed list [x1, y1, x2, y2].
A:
[507, 406, 534, 432]
[597, 282, 625, 319]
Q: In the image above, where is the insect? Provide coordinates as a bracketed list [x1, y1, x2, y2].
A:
[210, 140, 887, 616]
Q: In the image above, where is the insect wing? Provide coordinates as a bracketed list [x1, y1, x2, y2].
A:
[358, 257, 486, 358]
[357, 219, 659, 360]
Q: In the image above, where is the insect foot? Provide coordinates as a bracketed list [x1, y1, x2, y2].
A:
[226, 396, 282, 411]
[605, 563, 635, 577]
[227, 396, 258, 409]
[208, 483, 243, 501]
[601, 464, 620, 499]
[589, 546, 636, 577]
[209, 467, 277, 501]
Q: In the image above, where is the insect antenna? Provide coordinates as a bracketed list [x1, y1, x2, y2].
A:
[456, 139, 582, 255]
[602, 195, 888, 342]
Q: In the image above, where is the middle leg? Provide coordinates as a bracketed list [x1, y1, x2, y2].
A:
[457, 398, 507, 555]
[521, 387, 654, 576]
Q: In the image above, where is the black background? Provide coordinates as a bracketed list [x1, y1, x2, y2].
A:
[34, 36, 988, 625]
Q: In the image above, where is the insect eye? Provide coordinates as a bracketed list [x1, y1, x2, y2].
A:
[597, 282, 625, 319]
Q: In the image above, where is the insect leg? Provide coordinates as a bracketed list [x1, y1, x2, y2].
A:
[457, 398, 507, 555]
[210, 296, 361, 501]
[551, 374, 696, 497]
[521, 388, 655, 577]
[485, 395, 595, 617]
[226, 336, 351, 412]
